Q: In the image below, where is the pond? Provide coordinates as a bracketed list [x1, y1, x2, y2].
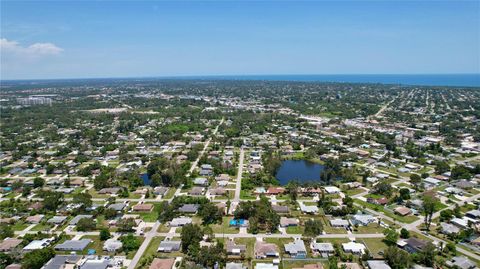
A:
[275, 160, 325, 185]
[141, 173, 151, 185]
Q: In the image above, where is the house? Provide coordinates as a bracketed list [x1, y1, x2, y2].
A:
[55, 239, 91, 251]
[394, 206, 412, 216]
[403, 238, 428, 253]
[158, 239, 181, 252]
[342, 242, 366, 254]
[465, 210, 480, 219]
[178, 204, 200, 214]
[366, 260, 391, 269]
[132, 203, 154, 212]
[350, 214, 376, 226]
[226, 240, 246, 255]
[23, 237, 54, 251]
[299, 202, 319, 214]
[98, 187, 121, 194]
[43, 255, 82, 269]
[455, 217, 473, 228]
[26, 214, 44, 224]
[330, 219, 350, 228]
[47, 216, 68, 225]
[285, 239, 307, 259]
[78, 257, 110, 269]
[215, 174, 231, 181]
[254, 241, 280, 259]
[280, 217, 299, 227]
[440, 222, 460, 235]
[255, 264, 279, 269]
[454, 181, 476, 189]
[311, 242, 334, 257]
[367, 197, 388, 206]
[0, 238, 22, 252]
[189, 187, 204, 196]
[169, 217, 192, 227]
[267, 187, 285, 195]
[69, 215, 93, 226]
[149, 258, 175, 269]
[446, 256, 476, 269]
[324, 186, 341, 194]
[153, 186, 169, 196]
[272, 205, 289, 214]
[199, 164, 213, 176]
[226, 263, 248, 269]
[423, 178, 441, 189]
[109, 203, 127, 212]
[444, 187, 463, 195]
[193, 177, 209, 186]
[103, 238, 123, 252]
[210, 187, 227, 196]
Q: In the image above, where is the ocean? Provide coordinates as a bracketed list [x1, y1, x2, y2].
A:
[195, 74, 480, 87]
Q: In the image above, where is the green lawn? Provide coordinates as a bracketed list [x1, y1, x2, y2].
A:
[354, 223, 385, 234]
[11, 221, 29, 231]
[361, 238, 388, 258]
[286, 225, 304, 234]
[31, 223, 54, 232]
[355, 199, 419, 224]
[209, 217, 239, 234]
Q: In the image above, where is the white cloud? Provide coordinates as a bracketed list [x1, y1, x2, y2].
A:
[0, 38, 63, 57]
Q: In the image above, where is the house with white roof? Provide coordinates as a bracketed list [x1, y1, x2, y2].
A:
[342, 242, 366, 254]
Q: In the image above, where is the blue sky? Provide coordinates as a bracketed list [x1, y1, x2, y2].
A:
[1, 1, 479, 79]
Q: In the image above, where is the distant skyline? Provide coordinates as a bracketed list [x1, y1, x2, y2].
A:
[1, 1, 479, 80]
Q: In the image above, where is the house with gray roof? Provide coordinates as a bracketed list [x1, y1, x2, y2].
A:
[311, 242, 334, 257]
[47, 216, 68, 225]
[226, 240, 246, 255]
[157, 239, 181, 253]
[330, 219, 350, 227]
[350, 214, 376, 226]
[446, 256, 476, 269]
[284, 239, 307, 259]
[440, 222, 460, 235]
[169, 217, 192, 227]
[69, 215, 93, 225]
[108, 203, 127, 212]
[366, 260, 391, 269]
[55, 239, 91, 251]
[43, 255, 81, 269]
[178, 204, 199, 213]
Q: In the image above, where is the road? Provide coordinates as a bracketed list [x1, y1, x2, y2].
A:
[128, 221, 161, 269]
[187, 118, 224, 175]
[233, 147, 245, 203]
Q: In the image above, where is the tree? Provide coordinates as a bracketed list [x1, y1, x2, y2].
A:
[180, 224, 204, 253]
[76, 217, 96, 231]
[383, 228, 399, 246]
[120, 234, 141, 253]
[104, 208, 117, 219]
[383, 246, 411, 269]
[33, 177, 45, 188]
[0, 252, 13, 269]
[41, 191, 64, 212]
[0, 223, 13, 239]
[434, 161, 450, 175]
[409, 174, 421, 188]
[422, 195, 438, 231]
[286, 181, 299, 203]
[417, 242, 436, 267]
[156, 201, 176, 223]
[198, 202, 222, 225]
[328, 256, 339, 269]
[22, 247, 55, 269]
[400, 228, 410, 239]
[72, 192, 92, 211]
[100, 228, 111, 241]
[117, 218, 136, 232]
[303, 219, 323, 237]
[398, 188, 410, 200]
[194, 241, 227, 268]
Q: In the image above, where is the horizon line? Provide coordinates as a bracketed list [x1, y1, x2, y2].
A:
[2, 72, 480, 82]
